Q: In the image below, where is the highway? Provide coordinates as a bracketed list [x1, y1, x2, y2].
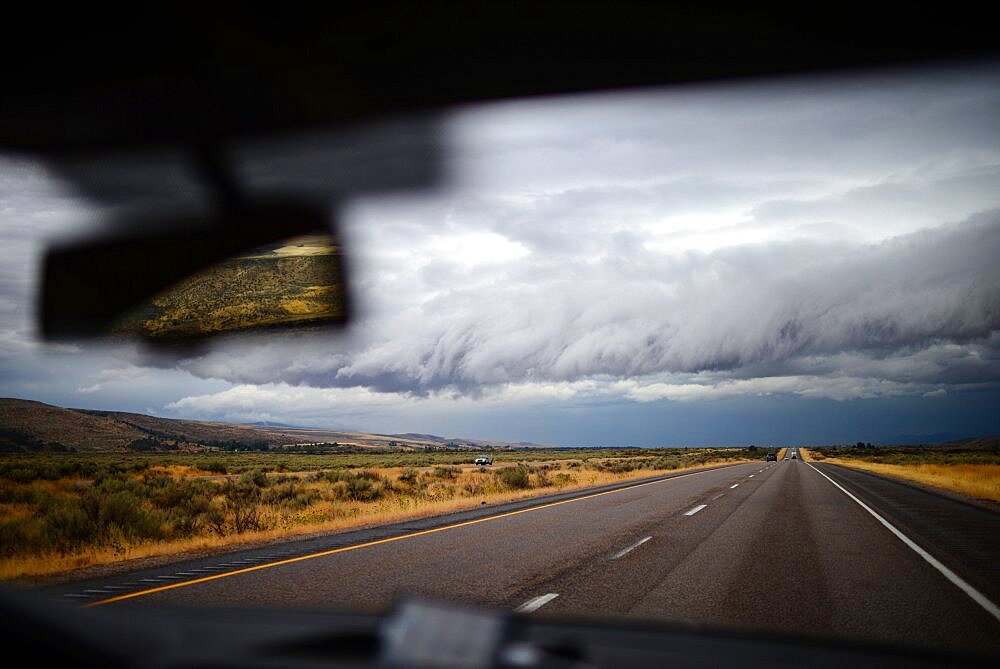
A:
[44, 451, 1000, 657]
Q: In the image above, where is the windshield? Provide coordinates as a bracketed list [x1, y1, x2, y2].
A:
[2, 64, 999, 660]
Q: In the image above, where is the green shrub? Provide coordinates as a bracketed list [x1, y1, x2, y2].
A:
[263, 481, 320, 510]
[553, 472, 575, 487]
[222, 480, 265, 533]
[0, 484, 48, 505]
[534, 468, 552, 487]
[43, 502, 97, 551]
[496, 465, 531, 490]
[203, 461, 227, 474]
[240, 469, 268, 488]
[325, 469, 390, 501]
[0, 517, 43, 556]
[396, 468, 419, 484]
[2, 468, 37, 484]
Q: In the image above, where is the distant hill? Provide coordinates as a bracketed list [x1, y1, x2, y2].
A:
[881, 432, 969, 445]
[862, 435, 999, 449]
[0, 398, 549, 453]
[933, 435, 1000, 450]
[0, 399, 144, 451]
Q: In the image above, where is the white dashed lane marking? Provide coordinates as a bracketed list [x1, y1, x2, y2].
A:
[611, 536, 652, 560]
[516, 593, 559, 613]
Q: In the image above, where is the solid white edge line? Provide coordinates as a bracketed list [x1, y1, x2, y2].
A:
[515, 593, 559, 613]
[611, 536, 652, 560]
[684, 504, 707, 516]
[805, 461, 1000, 623]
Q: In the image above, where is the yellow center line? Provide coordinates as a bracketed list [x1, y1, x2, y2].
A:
[85, 464, 736, 607]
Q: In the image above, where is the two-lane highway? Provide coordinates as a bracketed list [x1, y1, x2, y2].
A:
[46, 455, 1000, 656]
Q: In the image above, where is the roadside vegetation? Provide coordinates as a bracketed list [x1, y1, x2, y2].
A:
[802, 445, 1000, 503]
[0, 447, 762, 579]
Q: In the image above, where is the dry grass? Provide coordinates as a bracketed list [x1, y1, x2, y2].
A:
[813, 457, 1000, 503]
[0, 458, 748, 581]
[777, 448, 788, 460]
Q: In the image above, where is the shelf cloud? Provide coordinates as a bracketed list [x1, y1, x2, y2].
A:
[2, 64, 999, 442]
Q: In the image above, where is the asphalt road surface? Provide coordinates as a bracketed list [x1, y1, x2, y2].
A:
[44, 452, 1000, 657]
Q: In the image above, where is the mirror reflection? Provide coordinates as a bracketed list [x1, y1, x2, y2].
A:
[111, 233, 344, 340]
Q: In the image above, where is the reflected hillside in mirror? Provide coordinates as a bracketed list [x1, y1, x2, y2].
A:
[112, 233, 345, 340]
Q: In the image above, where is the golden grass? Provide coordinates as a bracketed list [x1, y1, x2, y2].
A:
[814, 458, 1000, 503]
[776, 448, 787, 460]
[146, 464, 215, 478]
[0, 458, 748, 581]
[800, 447, 816, 461]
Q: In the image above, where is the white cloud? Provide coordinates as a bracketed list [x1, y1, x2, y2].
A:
[616, 375, 942, 403]
[76, 365, 151, 394]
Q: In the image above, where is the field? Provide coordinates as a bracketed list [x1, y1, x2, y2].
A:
[802, 445, 1000, 503]
[0, 448, 762, 580]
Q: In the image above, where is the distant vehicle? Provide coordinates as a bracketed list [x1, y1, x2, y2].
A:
[765, 453, 777, 461]
[474, 456, 493, 466]
[791, 454, 797, 460]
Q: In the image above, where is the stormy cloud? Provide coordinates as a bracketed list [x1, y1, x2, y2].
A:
[1, 63, 999, 443]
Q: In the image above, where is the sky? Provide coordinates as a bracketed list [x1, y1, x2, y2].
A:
[1, 63, 999, 446]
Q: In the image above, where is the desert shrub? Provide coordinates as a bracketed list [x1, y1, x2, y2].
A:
[139, 476, 214, 537]
[263, 481, 320, 510]
[203, 461, 227, 474]
[164, 492, 211, 535]
[553, 472, 575, 487]
[206, 500, 227, 537]
[423, 481, 456, 500]
[396, 468, 419, 485]
[241, 469, 268, 488]
[221, 480, 266, 533]
[0, 483, 49, 505]
[43, 502, 97, 551]
[461, 478, 486, 496]
[325, 468, 380, 483]
[495, 465, 531, 490]
[342, 477, 385, 502]
[81, 486, 161, 542]
[432, 466, 460, 480]
[649, 457, 680, 470]
[596, 460, 642, 474]
[326, 470, 390, 501]
[533, 468, 552, 487]
[0, 517, 42, 556]
[2, 468, 37, 484]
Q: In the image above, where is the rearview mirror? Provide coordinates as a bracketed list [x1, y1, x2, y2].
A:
[41, 201, 349, 343]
